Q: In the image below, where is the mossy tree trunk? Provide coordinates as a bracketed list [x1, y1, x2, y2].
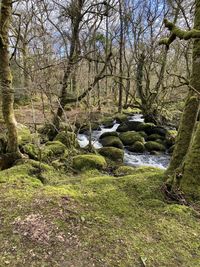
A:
[0, 0, 20, 158]
[166, 94, 199, 177]
[161, 0, 200, 197]
[180, 0, 200, 197]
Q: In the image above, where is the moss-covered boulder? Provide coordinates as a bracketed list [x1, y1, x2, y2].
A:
[114, 113, 128, 123]
[147, 134, 164, 141]
[127, 121, 144, 131]
[23, 143, 40, 160]
[98, 147, 124, 162]
[54, 131, 79, 149]
[145, 141, 166, 152]
[138, 131, 148, 139]
[38, 123, 57, 141]
[101, 136, 123, 149]
[116, 122, 129, 132]
[17, 124, 32, 145]
[99, 131, 118, 139]
[41, 141, 67, 162]
[138, 122, 155, 134]
[142, 124, 167, 137]
[119, 131, 144, 146]
[101, 117, 115, 128]
[127, 141, 145, 153]
[117, 121, 144, 132]
[72, 154, 107, 171]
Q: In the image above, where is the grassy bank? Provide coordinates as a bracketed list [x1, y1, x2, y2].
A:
[0, 162, 199, 267]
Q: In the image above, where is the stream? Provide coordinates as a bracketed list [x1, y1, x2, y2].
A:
[77, 114, 170, 169]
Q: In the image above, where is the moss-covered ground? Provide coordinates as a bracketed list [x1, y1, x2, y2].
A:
[0, 162, 199, 267]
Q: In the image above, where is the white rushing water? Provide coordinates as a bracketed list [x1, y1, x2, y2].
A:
[77, 114, 170, 169]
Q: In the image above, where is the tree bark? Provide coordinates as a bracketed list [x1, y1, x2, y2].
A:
[0, 0, 20, 158]
[165, 0, 200, 183]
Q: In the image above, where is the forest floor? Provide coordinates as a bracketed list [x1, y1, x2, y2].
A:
[0, 162, 199, 267]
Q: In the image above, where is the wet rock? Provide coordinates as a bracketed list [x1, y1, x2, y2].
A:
[98, 147, 124, 162]
[147, 134, 164, 141]
[99, 131, 118, 140]
[116, 122, 129, 132]
[114, 113, 128, 123]
[145, 141, 166, 152]
[100, 136, 123, 149]
[127, 141, 145, 153]
[119, 131, 144, 146]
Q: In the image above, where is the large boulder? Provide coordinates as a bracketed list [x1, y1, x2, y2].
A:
[114, 113, 128, 123]
[24, 141, 67, 162]
[127, 141, 145, 153]
[101, 117, 115, 128]
[142, 125, 167, 137]
[116, 121, 144, 132]
[23, 143, 40, 160]
[119, 131, 144, 146]
[98, 147, 124, 162]
[147, 134, 164, 141]
[127, 121, 145, 131]
[54, 131, 79, 149]
[116, 122, 129, 132]
[72, 154, 107, 171]
[145, 141, 166, 152]
[99, 131, 118, 139]
[41, 141, 67, 162]
[100, 136, 123, 149]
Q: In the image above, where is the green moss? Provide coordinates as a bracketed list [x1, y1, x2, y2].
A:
[54, 131, 79, 149]
[0, 163, 199, 267]
[41, 141, 67, 162]
[119, 131, 144, 146]
[114, 113, 128, 123]
[165, 130, 177, 147]
[98, 147, 124, 162]
[116, 122, 129, 132]
[114, 165, 136, 176]
[145, 141, 166, 152]
[73, 154, 107, 171]
[128, 141, 145, 153]
[23, 143, 40, 160]
[181, 122, 200, 199]
[99, 131, 118, 139]
[17, 124, 32, 145]
[0, 162, 44, 187]
[100, 136, 124, 149]
[166, 96, 199, 176]
[138, 131, 148, 139]
[147, 134, 164, 141]
[100, 117, 114, 128]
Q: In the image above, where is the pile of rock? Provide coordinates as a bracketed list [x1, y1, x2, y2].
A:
[98, 121, 177, 158]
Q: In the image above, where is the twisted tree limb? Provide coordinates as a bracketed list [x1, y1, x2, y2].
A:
[159, 18, 200, 47]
